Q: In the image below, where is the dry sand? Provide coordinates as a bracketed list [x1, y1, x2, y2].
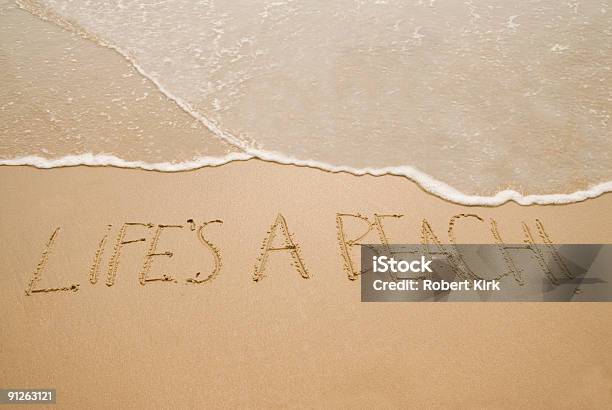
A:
[1, 161, 611, 408]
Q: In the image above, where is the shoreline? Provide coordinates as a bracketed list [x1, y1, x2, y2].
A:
[3, 156, 612, 207]
[5, 1, 611, 203]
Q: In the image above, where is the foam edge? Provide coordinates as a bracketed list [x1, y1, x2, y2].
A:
[2, 152, 611, 207]
[12, 1, 611, 207]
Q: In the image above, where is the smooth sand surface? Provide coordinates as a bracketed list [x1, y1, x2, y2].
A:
[1, 161, 611, 408]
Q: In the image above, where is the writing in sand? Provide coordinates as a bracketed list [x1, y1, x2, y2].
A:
[25, 212, 567, 295]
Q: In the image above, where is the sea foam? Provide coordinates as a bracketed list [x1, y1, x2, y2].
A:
[4, 0, 611, 206]
[3, 152, 612, 206]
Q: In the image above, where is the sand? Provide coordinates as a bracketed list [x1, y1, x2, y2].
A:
[1, 161, 611, 408]
[2, 1, 612, 407]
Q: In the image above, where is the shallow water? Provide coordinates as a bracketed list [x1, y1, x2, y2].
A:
[2, 0, 611, 204]
[0, 2, 239, 163]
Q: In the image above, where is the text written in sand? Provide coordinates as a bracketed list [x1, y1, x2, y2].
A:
[24, 213, 567, 295]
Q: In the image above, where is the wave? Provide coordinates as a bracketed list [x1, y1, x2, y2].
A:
[3, 153, 612, 206]
[5, 0, 612, 206]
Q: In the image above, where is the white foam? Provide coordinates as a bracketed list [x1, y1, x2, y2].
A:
[2, 152, 611, 206]
[39, 27, 609, 207]
[0, 153, 251, 172]
[7, 0, 612, 207]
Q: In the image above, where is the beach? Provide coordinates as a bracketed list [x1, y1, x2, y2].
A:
[1, 0, 611, 407]
[1, 163, 612, 407]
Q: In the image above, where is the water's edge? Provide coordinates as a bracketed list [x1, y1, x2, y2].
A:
[2, 153, 612, 206]
[7, 0, 612, 207]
